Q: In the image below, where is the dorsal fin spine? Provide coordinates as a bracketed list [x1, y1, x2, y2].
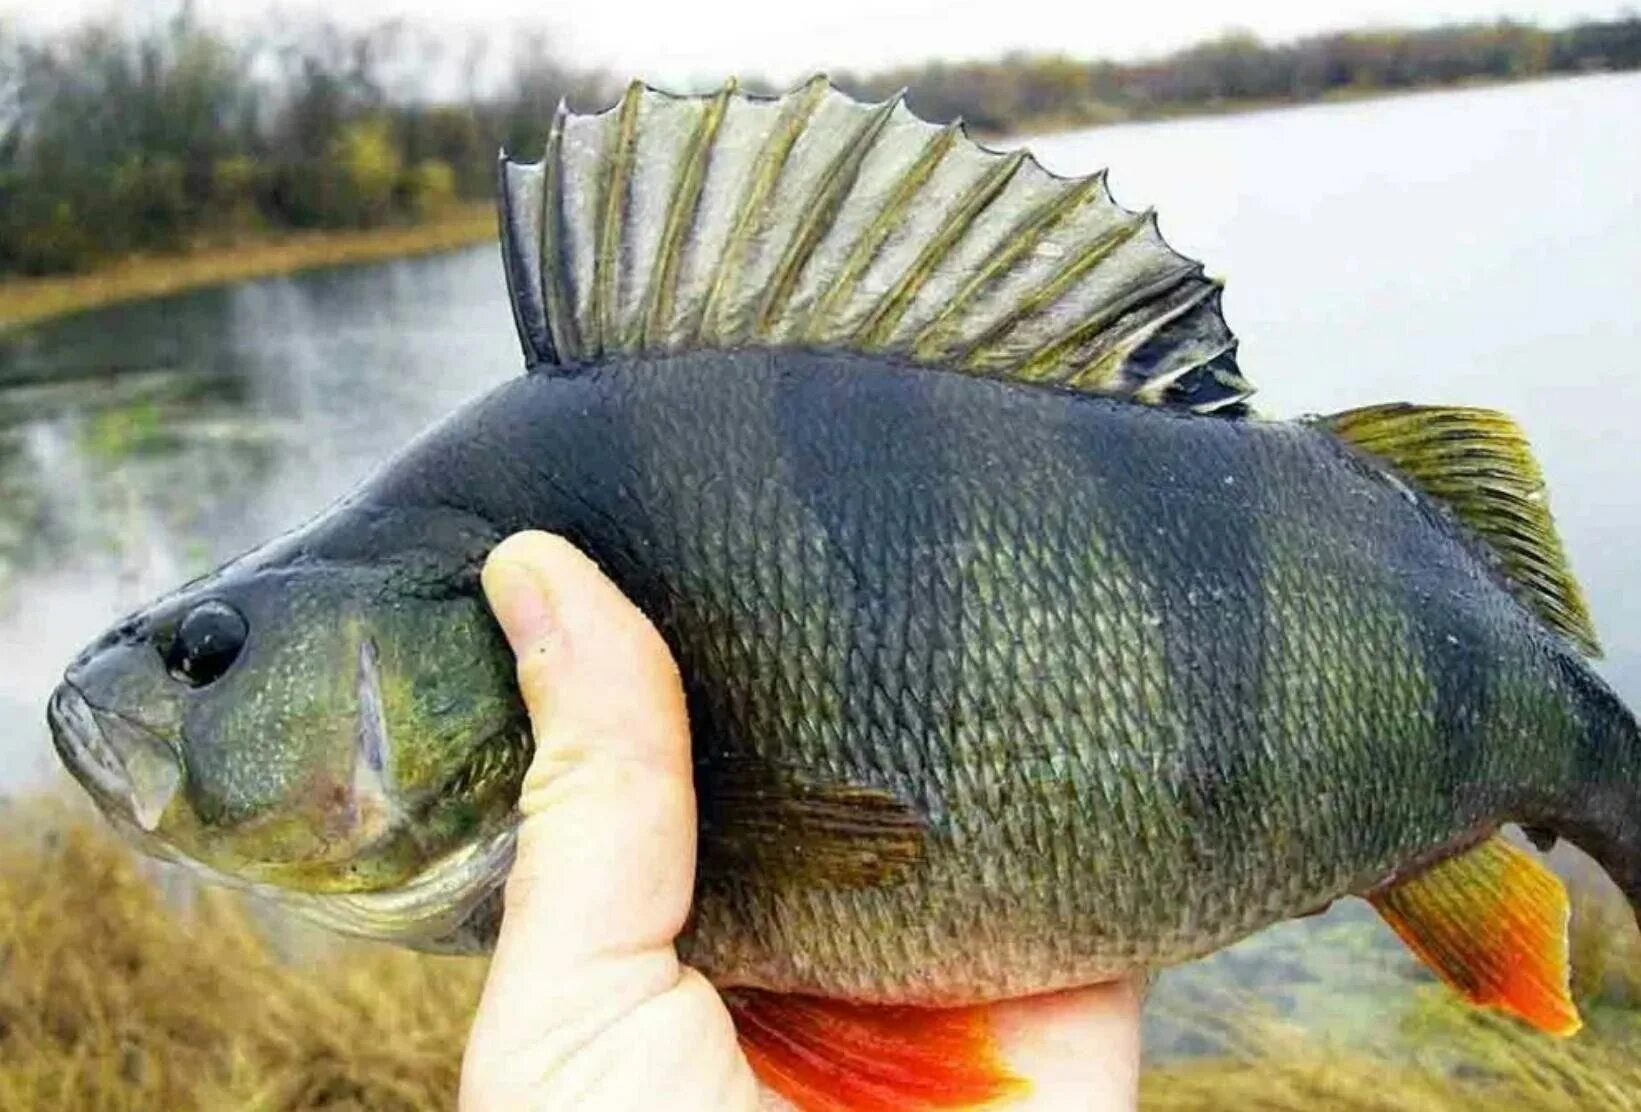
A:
[756, 94, 903, 333]
[1132, 336, 1240, 406]
[591, 82, 643, 358]
[800, 120, 959, 344]
[1081, 276, 1225, 393]
[911, 171, 1106, 361]
[1018, 257, 1202, 383]
[538, 102, 581, 365]
[640, 82, 733, 350]
[855, 149, 1028, 349]
[697, 76, 830, 347]
[952, 204, 1153, 371]
[497, 155, 550, 366]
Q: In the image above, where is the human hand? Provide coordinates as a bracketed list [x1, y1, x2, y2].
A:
[459, 531, 1143, 1111]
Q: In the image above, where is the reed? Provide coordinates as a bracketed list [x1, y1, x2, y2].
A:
[2, 804, 1637, 1110]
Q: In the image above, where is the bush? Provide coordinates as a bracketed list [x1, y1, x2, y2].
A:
[327, 117, 403, 227]
[401, 158, 458, 217]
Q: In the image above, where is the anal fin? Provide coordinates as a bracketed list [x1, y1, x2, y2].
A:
[1369, 833, 1581, 1036]
[725, 989, 1027, 1111]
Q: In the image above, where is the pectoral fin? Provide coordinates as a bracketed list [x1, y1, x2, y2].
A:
[1369, 834, 1580, 1036]
[699, 759, 926, 888]
[725, 989, 1027, 1111]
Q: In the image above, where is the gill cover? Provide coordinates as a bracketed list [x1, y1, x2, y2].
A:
[498, 77, 1253, 414]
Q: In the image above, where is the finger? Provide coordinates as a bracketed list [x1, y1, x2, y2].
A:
[993, 978, 1144, 1110]
[475, 531, 697, 1024]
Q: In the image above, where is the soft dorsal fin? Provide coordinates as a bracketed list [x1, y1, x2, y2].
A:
[1321, 404, 1600, 656]
[498, 77, 1252, 414]
[1368, 833, 1580, 1036]
[725, 989, 1027, 1111]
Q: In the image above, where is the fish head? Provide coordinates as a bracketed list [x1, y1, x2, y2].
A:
[47, 512, 530, 950]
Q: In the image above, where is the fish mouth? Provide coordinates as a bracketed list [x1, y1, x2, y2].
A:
[47, 681, 514, 952]
[48, 681, 182, 834]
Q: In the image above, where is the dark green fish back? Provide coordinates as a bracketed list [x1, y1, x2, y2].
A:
[442, 348, 1617, 1002]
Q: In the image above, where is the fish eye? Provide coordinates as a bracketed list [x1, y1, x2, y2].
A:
[162, 601, 248, 688]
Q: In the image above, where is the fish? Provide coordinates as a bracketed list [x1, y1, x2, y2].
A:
[48, 76, 1641, 1110]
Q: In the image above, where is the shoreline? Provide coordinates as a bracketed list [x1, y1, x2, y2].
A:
[1, 68, 1630, 334]
[0, 204, 497, 334]
[978, 67, 1628, 140]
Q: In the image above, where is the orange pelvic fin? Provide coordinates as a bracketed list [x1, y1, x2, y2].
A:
[1369, 832, 1581, 1036]
[724, 988, 1028, 1111]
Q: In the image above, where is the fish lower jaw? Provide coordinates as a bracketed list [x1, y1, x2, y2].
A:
[110, 811, 518, 949]
[265, 822, 518, 948]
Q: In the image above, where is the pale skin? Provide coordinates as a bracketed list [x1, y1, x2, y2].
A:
[460, 531, 1143, 1111]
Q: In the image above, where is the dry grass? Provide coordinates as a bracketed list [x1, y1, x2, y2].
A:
[1, 804, 1638, 1110]
[0, 802, 486, 1109]
[1143, 1001, 1641, 1111]
[0, 206, 497, 333]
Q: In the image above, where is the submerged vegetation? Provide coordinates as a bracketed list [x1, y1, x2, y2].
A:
[0, 7, 1637, 290]
[1, 804, 1638, 1109]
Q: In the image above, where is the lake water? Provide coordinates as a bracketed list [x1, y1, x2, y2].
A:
[2, 71, 1637, 1046]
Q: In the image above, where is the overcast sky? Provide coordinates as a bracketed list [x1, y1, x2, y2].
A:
[3, 0, 1631, 82]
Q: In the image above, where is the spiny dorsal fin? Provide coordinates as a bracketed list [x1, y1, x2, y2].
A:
[1322, 403, 1600, 656]
[498, 77, 1252, 415]
[1368, 833, 1580, 1037]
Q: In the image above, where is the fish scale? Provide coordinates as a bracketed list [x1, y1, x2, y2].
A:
[498, 352, 1509, 997]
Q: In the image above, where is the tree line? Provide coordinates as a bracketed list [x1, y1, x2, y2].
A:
[2, 10, 1637, 277]
[836, 18, 1641, 131]
[0, 12, 611, 275]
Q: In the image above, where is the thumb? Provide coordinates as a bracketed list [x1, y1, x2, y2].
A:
[465, 532, 746, 1106]
[480, 530, 695, 966]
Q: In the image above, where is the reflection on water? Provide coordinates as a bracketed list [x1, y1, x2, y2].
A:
[0, 249, 518, 789]
[1, 72, 1637, 1046]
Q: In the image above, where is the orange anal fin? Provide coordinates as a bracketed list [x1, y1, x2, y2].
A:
[1369, 833, 1582, 1036]
[724, 989, 1028, 1111]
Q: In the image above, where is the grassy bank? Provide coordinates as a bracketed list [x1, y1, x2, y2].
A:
[0, 205, 497, 334]
[3, 805, 1639, 1109]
